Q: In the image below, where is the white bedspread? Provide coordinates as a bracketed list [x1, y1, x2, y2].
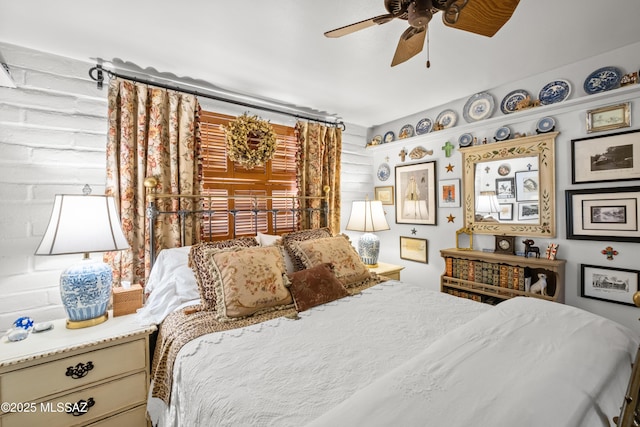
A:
[147, 280, 490, 427]
[307, 297, 639, 427]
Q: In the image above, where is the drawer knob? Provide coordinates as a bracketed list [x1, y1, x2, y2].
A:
[65, 361, 94, 379]
[66, 397, 95, 416]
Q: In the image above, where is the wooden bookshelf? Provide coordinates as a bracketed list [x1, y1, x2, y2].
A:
[440, 248, 565, 304]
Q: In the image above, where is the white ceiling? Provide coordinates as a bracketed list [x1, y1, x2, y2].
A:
[1, 0, 640, 127]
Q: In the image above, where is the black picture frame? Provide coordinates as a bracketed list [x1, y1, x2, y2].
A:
[495, 177, 515, 199]
[580, 263, 640, 306]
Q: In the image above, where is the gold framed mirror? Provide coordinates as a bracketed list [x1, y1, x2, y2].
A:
[462, 132, 557, 237]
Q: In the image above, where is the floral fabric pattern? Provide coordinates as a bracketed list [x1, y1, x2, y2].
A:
[287, 263, 349, 312]
[281, 227, 332, 271]
[104, 78, 201, 288]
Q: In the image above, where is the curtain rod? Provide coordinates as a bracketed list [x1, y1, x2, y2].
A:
[89, 65, 345, 130]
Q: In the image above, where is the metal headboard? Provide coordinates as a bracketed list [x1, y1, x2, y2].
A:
[144, 177, 330, 267]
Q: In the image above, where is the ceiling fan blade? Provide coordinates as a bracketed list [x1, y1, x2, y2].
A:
[391, 26, 427, 67]
[444, 0, 520, 37]
[324, 14, 395, 38]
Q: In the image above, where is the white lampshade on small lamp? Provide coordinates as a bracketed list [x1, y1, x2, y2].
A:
[35, 186, 129, 329]
[346, 199, 390, 267]
[476, 191, 500, 221]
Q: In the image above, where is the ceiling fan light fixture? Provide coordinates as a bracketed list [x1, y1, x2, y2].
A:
[408, 0, 433, 28]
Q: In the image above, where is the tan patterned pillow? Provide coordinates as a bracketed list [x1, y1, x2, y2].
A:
[189, 237, 260, 310]
[281, 227, 332, 271]
[287, 263, 349, 312]
[292, 236, 373, 288]
[198, 246, 293, 321]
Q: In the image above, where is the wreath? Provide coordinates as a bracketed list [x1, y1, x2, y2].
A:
[224, 113, 278, 169]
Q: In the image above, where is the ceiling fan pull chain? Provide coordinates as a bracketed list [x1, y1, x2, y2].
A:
[426, 28, 431, 68]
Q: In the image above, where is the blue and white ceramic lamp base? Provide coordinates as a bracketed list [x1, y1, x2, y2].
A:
[358, 233, 381, 267]
[60, 256, 112, 329]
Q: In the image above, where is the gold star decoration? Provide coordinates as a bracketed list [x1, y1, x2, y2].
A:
[446, 163, 454, 172]
[447, 214, 455, 223]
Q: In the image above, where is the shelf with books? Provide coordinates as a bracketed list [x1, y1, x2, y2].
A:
[440, 248, 565, 304]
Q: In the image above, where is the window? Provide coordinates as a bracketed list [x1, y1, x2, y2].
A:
[199, 111, 299, 240]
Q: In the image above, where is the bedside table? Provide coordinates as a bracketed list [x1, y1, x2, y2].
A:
[368, 261, 405, 280]
[0, 312, 156, 427]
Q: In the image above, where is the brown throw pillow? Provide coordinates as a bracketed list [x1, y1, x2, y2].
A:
[287, 263, 349, 312]
[281, 227, 332, 271]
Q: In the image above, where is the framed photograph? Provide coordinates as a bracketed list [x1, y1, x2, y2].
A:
[571, 128, 640, 184]
[495, 177, 515, 199]
[518, 203, 539, 221]
[586, 102, 631, 133]
[566, 186, 640, 242]
[580, 264, 639, 306]
[498, 203, 513, 221]
[515, 170, 539, 201]
[438, 179, 460, 208]
[400, 236, 428, 263]
[395, 161, 437, 225]
[374, 186, 394, 205]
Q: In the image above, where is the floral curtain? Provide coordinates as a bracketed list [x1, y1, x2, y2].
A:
[295, 122, 342, 234]
[105, 78, 201, 288]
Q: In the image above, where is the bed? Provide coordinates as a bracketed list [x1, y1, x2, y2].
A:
[137, 191, 640, 427]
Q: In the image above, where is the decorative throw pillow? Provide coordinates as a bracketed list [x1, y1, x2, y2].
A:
[198, 245, 293, 321]
[189, 237, 260, 310]
[292, 236, 373, 288]
[281, 227, 332, 271]
[257, 232, 295, 274]
[287, 263, 349, 312]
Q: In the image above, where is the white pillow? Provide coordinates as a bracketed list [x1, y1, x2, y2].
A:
[136, 246, 200, 325]
[257, 232, 295, 274]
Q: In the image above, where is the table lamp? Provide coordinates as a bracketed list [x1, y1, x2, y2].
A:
[346, 199, 390, 267]
[35, 185, 129, 328]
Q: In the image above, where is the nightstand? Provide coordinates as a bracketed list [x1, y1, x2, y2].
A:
[0, 312, 156, 427]
[368, 261, 405, 280]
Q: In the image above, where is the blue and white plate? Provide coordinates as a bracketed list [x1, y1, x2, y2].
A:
[436, 109, 458, 129]
[416, 118, 433, 135]
[383, 131, 395, 143]
[399, 124, 414, 139]
[458, 133, 473, 147]
[538, 80, 571, 105]
[500, 89, 530, 114]
[494, 126, 511, 141]
[463, 92, 495, 123]
[377, 163, 391, 181]
[536, 116, 556, 133]
[583, 66, 622, 94]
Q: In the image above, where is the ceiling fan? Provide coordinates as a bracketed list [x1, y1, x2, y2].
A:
[324, 0, 520, 67]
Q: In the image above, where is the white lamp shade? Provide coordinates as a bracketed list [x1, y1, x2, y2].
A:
[35, 194, 130, 255]
[476, 191, 500, 215]
[346, 200, 390, 232]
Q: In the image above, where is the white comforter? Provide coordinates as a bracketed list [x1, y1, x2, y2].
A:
[148, 281, 638, 427]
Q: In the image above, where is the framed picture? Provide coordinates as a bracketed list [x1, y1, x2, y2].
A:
[495, 177, 515, 199]
[498, 203, 513, 221]
[400, 236, 428, 263]
[395, 161, 437, 225]
[374, 186, 394, 205]
[518, 203, 539, 221]
[566, 186, 640, 242]
[580, 264, 639, 306]
[571, 128, 640, 184]
[438, 179, 460, 208]
[515, 170, 539, 201]
[586, 102, 631, 133]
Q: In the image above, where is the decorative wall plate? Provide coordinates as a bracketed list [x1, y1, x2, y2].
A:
[416, 118, 433, 135]
[538, 80, 571, 105]
[458, 133, 473, 147]
[463, 92, 495, 122]
[494, 126, 511, 141]
[536, 116, 556, 133]
[583, 66, 622, 94]
[377, 163, 391, 181]
[399, 124, 414, 139]
[500, 89, 530, 114]
[370, 135, 382, 145]
[383, 131, 395, 143]
[436, 109, 458, 129]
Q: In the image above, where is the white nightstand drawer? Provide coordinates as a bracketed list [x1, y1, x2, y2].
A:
[1, 371, 147, 427]
[1, 339, 145, 403]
